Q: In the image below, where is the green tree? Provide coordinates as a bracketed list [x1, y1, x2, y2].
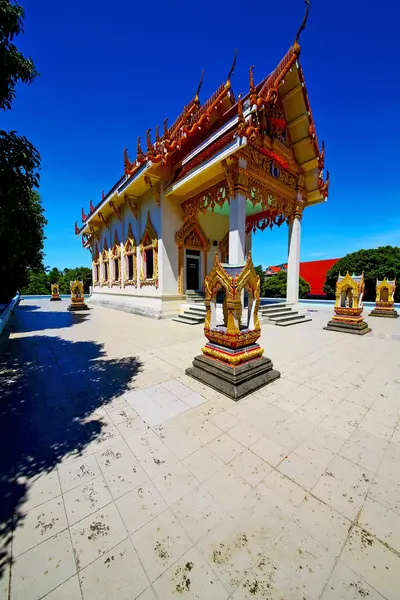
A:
[323, 246, 400, 302]
[20, 270, 50, 295]
[262, 270, 310, 299]
[0, 0, 38, 110]
[59, 267, 92, 294]
[0, 1, 45, 302]
[48, 267, 63, 283]
[254, 265, 265, 291]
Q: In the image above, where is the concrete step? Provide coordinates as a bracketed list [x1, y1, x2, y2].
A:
[276, 317, 313, 327]
[182, 311, 205, 322]
[186, 307, 206, 315]
[268, 312, 300, 322]
[260, 308, 292, 317]
[272, 314, 306, 324]
[173, 315, 203, 325]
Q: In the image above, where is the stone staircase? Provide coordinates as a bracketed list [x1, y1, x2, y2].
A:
[173, 291, 206, 325]
[186, 290, 206, 303]
[259, 302, 312, 327]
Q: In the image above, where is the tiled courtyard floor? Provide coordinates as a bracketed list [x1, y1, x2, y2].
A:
[1, 299, 400, 599]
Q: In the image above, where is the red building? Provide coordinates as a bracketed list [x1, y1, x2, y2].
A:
[265, 258, 340, 297]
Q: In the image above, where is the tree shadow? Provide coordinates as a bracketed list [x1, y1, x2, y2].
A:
[14, 303, 90, 332]
[0, 333, 142, 578]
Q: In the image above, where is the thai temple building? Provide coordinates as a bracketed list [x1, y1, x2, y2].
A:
[75, 1, 329, 319]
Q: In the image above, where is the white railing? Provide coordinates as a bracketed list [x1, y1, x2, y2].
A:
[0, 293, 21, 348]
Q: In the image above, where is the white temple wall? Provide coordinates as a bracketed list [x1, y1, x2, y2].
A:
[159, 194, 183, 297]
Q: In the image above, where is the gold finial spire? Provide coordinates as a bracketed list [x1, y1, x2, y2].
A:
[194, 70, 204, 103]
[137, 136, 144, 159]
[249, 65, 257, 105]
[226, 50, 238, 89]
[155, 125, 161, 143]
[163, 118, 169, 138]
[294, 0, 310, 55]
[146, 128, 152, 152]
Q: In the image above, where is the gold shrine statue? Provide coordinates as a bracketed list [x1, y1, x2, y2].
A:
[50, 283, 61, 301]
[186, 253, 280, 400]
[324, 272, 371, 335]
[67, 280, 88, 311]
[370, 278, 398, 318]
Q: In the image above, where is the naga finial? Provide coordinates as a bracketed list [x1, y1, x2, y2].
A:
[124, 148, 131, 168]
[137, 136, 144, 158]
[101, 190, 105, 200]
[155, 125, 161, 143]
[226, 50, 238, 89]
[163, 118, 169, 137]
[249, 65, 257, 105]
[146, 128, 153, 152]
[319, 140, 325, 169]
[89, 199, 94, 212]
[237, 93, 246, 135]
[294, 0, 310, 55]
[194, 70, 204, 103]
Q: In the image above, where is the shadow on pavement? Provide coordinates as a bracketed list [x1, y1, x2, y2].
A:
[0, 333, 142, 578]
[15, 303, 89, 333]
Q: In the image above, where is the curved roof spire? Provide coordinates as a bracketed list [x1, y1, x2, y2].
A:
[194, 70, 204, 103]
[225, 50, 238, 89]
[294, 0, 310, 55]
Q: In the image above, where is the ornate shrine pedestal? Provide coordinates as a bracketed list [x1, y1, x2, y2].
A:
[369, 278, 398, 318]
[67, 280, 89, 312]
[186, 253, 280, 400]
[324, 272, 371, 335]
[50, 283, 61, 301]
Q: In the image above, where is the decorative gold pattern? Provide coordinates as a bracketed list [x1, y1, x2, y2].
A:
[139, 212, 158, 288]
[181, 180, 229, 218]
[201, 253, 263, 365]
[124, 194, 138, 219]
[69, 280, 86, 306]
[144, 176, 161, 207]
[329, 272, 367, 325]
[51, 283, 60, 299]
[372, 278, 397, 314]
[175, 216, 210, 294]
[123, 223, 137, 287]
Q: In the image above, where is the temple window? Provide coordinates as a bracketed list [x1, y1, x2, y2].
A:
[104, 261, 109, 282]
[145, 248, 154, 280]
[123, 223, 137, 286]
[139, 212, 158, 288]
[128, 254, 134, 280]
[92, 245, 100, 286]
[111, 231, 121, 286]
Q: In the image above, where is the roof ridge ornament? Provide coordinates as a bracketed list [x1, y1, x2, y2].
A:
[225, 50, 238, 89]
[294, 0, 310, 56]
[194, 70, 204, 103]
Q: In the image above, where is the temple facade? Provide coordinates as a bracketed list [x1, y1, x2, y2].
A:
[75, 2, 329, 319]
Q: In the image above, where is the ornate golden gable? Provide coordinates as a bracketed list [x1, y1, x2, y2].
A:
[175, 216, 210, 251]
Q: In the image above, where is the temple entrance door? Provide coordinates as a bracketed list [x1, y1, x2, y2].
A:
[185, 250, 200, 291]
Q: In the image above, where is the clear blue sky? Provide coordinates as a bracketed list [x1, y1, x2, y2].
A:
[3, 0, 399, 270]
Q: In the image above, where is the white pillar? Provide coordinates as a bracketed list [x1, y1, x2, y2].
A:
[286, 193, 303, 305]
[229, 157, 247, 264]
